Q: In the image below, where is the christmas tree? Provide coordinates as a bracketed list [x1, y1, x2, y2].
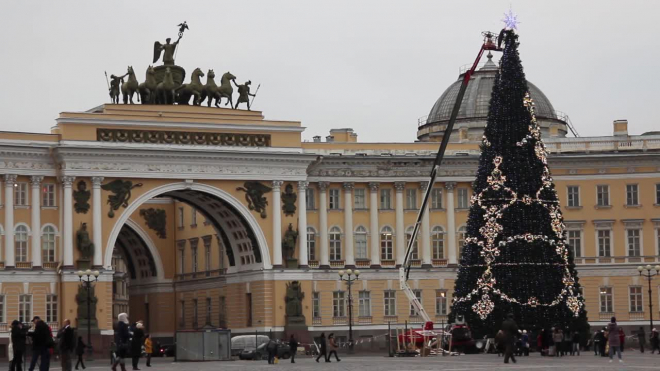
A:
[449, 29, 587, 336]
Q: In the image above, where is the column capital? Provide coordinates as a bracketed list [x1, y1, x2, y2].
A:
[272, 180, 283, 189]
[3, 174, 17, 185]
[297, 181, 309, 190]
[318, 181, 330, 191]
[92, 177, 104, 187]
[61, 176, 76, 187]
[394, 181, 406, 192]
[445, 182, 457, 191]
[342, 182, 354, 191]
[420, 181, 430, 191]
[30, 175, 44, 187]
[368, 182, 380, 192]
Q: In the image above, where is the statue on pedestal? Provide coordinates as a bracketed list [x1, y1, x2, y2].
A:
[282, 223, 298, 261]
[77, 223, 94, 261]
[285, 281, 305, 326]
[76, 284, 98, 330]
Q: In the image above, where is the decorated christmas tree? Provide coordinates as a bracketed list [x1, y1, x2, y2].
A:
[449, 28, 587, 336]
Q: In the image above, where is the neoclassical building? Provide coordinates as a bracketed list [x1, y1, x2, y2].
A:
[0, 59, 659, 356]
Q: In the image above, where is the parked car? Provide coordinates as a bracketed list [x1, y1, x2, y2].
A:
[231, 335, 270, 356]
[239, 340, 291, 360]
[158, 344, 176, 357]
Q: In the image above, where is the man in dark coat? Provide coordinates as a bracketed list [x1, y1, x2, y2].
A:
[501, 313, 519, 364]
[315, 333, 328, 363]
[75, 336, 86, 370]
[288, 335, 298, 363]
[27, 316, 52, 371]
[10, 320, 27, 371]
[57, 320, 75, 371]
[637, 327, 646, 353]
[130, 322, 145, 370]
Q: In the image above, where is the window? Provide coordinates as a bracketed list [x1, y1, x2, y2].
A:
[380, 189, 392, 209]
[205, 243, 211, 272]
[177, 207, 184, 228]
[329, 227, 342, 261]
[15, 183, 28, 206]
[19, 295, 32, 323]
[191, 208, 197, 226]
[436, 291, 447, 315]
[46, 295, 57, 323]
[0, 295, 4, 323]
[354, 188, 366, 209]
[656, 184, 660, 205]
[405, 189, 417, 209]
[180, 300, 185, 328]
[384, 291, 396, 316]
[15, 225, 29, 263]
[307, 227, 317, 261]
[206, 298, 212, 325]
[597, 229, 611, 257]
[626, 184, 639, 206]
[599, 287, 613, 313]
[312, 292, 321, 318]
[306, 188, 316, 210]
[42, 226, 56, 263]
[410, 290, 422, 315]
[627, 228, 641, 256]
[629, 286, 643, 312]
[431, 188, 443, 209]
[597, 185, 610, 207]
[42, 184, 56, 207]
[358, 291, 371, 317]
[457, 188, 469, 209]
[567, 186, 580, 207]
[406, 226, 419, 260]
[457, 226, 467, 259]
[354, 226, 368, 260]
[193, 299, 199, 328]
[333, 291, 346, 317]
[567, 230, 582, 258]
[380, 226, 394, 260]
[177, 240, 186, 274]
[329, 189, 340, 210]
[432, 226, 445, 259]
[190, 239, 199, 273]
[219, 296, 227, 328]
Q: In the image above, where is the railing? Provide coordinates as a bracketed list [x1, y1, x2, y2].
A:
[381, 260, 396, 268]
[333, 316, 348, 325]
[432, 259, 448, 267]
[355, 260, 371, 268]
[358, 316, 373, 325]
[47, 321, 59, 329]
[408, 315, 424, 324]
[16, 262, 32, 269]
[0, 262, 5, 269]
[574, 255, 660, 265]
[312, 317, 322, 326]
[409, 260, 421, 268]
[435, 314, 449, 323]
[383, 315, 398, 323]
[599, 312, 615, 321]
[308, 260, 320, 268]
[176, 269, 226, 281]
[0, 323, 7, 331]
[330, 260, 345, 269]
[629, 312, 645, 321]
[43, 262, 59, 270]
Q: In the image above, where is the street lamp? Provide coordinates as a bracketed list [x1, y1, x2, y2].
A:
[637, 265, 660, 333]
[77, 269, 100, 360]
[338, 269, 360, 350]
[440, 291, 446, 355]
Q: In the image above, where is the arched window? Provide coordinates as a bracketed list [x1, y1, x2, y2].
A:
[42, 226, 56, 263]
[15, 225, 29, 263]
[380, 226, 394, 260]
[457, 226, 467, 259]
[307, 227, 317, 261]
[405, 226, 419, 260]
[354, 226, 368, 260]
[432, 226, 445, 260]
[329, 227, 342, 261]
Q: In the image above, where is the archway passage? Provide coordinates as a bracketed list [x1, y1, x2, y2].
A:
[115, 224, 158, 280]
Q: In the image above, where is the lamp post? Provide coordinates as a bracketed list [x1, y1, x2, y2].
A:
[77, 269, 100, 360]
[440, 291, 446, 355]
[338, 269, 360, 350]
[637, 265, 660, 333]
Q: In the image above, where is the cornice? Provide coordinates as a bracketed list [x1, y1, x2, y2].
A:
[56, 117, 306, 133]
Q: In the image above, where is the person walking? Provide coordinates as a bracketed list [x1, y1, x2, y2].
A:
[326, 334, 340, 362]
[552, 328, 563, 357]
[593, 331, 600, 356]
[143, 335, 152, 368]
[288, 335, 298, 364]
[537, 330, 545, 356]
[74, 337, 86, 370]
[57, 320, 75, 371]
[618, 327, 625, 352]
[521, 330, 529, 356]
[266, 338, 277, 364]
[501, 313, 519, 364]
[599, 329, 607, 357]
[637, 327, 646, 353]
[112, 313, 131, 371]
[130, 322, 145, 370]
[28, 316, 53, 371]
[10, 320, 27, 371]
[607, 317, 623, 363]
[315, 333, 328, 363]
[571, 331, 580, 356]
[651, 329, 660, 354]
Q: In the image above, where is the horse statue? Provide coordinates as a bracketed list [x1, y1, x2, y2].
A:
[121, 66, 140, 104]
[138, 66, 157, 104]
[217, 71, 237, 109]
[175, 67, 205, 105]
[156, 67, 176, 105]
[200, 69, 221, 107]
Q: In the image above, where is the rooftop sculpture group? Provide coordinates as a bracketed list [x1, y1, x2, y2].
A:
[107, 22, 259, 110]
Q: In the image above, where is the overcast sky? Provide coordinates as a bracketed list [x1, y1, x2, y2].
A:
[1, 0, 658, 142]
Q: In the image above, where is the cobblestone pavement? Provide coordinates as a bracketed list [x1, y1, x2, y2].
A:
[3, 353, 660, 370]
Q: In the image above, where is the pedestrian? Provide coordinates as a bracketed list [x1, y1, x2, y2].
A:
[521, 330, 529, 356]
[131, 322, 145, 370]
[651, 328, 660, 354]
[10, 320, 27, 371]
[618, 327, 625, 352]
[593, 331, 600, 356]
[74, 337, 86, 370]
[112, 313, 131, 371]
[27, 316, 53, 371]
[501, 313, 518, 364]
[606, 317, 623, 363]
[326, 334, 340, 362]
[266, 338, 277, 364]
[57, 320, 75, 371]
[144, 335, 152, 367]
[537, 330, 544, 356]
[598, 329, 607, 357]
[315, 333, 328, 363]
[637, 327, 646, 353]
[572, 331, 580, 356]
[288, 335, 298, 364]
[552, 328, 563, 357]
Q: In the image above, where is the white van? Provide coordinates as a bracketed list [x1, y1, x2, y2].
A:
[231, 335, 270, 356]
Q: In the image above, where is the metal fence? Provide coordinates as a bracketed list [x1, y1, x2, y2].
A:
[175, 329, 231, 361]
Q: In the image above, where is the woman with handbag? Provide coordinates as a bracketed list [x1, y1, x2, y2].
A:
[112, 313, 131, 371]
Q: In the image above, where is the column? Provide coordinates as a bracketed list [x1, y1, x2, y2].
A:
[445, 182, 457, 265]
[271, 181, 283, 268]
[368, 182, 380, 268]
[92, 177, 104, 267]
[62, 176, 75, 268]
[297, 181, 309, 268]
[4, 174, 17, 268]
[420, 181, 432, 268]
[318, 182, 330, 269]
[343, 182, 355, 268]
[394, 182, 406, 266]
[30, 176, 44, 268]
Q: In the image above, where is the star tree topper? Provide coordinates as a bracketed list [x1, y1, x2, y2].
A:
[502, 8, 520, 30]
